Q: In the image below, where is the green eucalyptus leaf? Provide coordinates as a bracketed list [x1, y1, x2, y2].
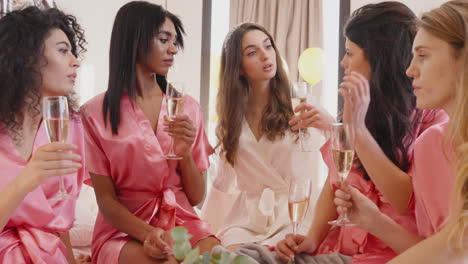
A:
[232, 255, 250, 264]
[183, 247, 200, 264]
[172, 227, 192, 242]
[174, 241, 191, 261]
[201, 252, 211, 264]
[211, 253, 221, 264]
[219, 251, 231, 264]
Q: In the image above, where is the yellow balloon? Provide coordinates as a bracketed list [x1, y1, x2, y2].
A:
[298, 47, 324, 85]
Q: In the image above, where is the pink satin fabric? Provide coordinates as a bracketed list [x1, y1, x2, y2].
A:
[315, 110, 448, 264]
[0, 117, 85, 264]
[81, 93, 214, 264]
[409, 121, 455, 238]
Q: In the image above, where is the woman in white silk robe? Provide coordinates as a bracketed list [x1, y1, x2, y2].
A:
[201, 22, 318, 248]
[202, 121, 316, 246]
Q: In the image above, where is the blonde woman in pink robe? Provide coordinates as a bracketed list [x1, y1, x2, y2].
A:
[389, 3, 468, 261]
[333, 1, 468, 263]
[80, 2, 219, 264]
[0, 6, 87, 264]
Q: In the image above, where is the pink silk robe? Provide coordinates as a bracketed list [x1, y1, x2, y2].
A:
[0, 117, 85, 264]
[81, 93, 214, 264]
[315, 110, 448, 264]
[409, 121, 455, 238]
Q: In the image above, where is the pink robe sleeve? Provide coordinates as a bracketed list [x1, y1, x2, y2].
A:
[187, 97, 214, 173]
[407, 109, 449, 209]
[80, 103, 112, 185]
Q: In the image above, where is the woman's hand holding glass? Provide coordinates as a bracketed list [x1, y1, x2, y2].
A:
[276, 234, 317, 263]
[19, 142, 82, 192]
[289, 103, 335, 131]
[162, 82, 184, 159]
[163, 114, 196, 158]
[333, 181, 381, 231]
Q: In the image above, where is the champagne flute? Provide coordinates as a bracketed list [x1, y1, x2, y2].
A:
[288, 177, 311, 236]
[290, 81, 309, 151]
[328, 122, 355, 226]
[162, 81, 185, 160]
[43, 96, 73, 201]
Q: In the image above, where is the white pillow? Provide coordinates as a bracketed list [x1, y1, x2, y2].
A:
[70, 185, 98, 247]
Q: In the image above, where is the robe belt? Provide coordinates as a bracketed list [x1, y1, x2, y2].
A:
[118, 188, 198, 230]
[256, 187, 288, 217]
[0, 226, 67, 264]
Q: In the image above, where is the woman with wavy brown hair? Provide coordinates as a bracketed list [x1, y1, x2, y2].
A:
[201, 22, 315, 249]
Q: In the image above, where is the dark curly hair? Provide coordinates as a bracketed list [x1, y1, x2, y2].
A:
[216, 23, 294, 165]
[0, 6, 86, 137]
[344, 1, 423, 180]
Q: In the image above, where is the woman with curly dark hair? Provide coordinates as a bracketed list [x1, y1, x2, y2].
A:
[277, 2, 448, 263]
[201, 22, 318, 248]
[0, 6, 87, 264]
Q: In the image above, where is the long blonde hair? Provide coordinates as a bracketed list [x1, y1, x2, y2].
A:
[419, 0, 468, 251]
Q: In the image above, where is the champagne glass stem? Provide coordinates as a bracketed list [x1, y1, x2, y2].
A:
[292, 222, 299, 264]
[292, 221, 298, 235]
[58, 175, 66, 194]
[169, 135, 176, 156]
[299, 128, 304, 151]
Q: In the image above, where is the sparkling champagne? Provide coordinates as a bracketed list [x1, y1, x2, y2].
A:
[291, 97, 306, 115]
[288, 198, 309, 223]
[332, 149, 354, 179]
[45, 118, 69, 143]
[167, 98, 184, 120]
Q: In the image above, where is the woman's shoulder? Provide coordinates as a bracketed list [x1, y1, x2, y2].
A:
[416, 120, 449, 146]
[80, 93, 106, 118]
[182, 94, 204, 121]
[183, 94, 201, 108]
[416, 109, 449, 135]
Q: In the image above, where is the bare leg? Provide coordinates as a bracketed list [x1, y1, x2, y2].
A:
[119, 239, 178, 264]
[225, 243, 244, 251]
[193, 236, 221, 254]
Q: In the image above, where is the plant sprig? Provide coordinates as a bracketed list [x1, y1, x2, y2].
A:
[171, 227, 250, 264]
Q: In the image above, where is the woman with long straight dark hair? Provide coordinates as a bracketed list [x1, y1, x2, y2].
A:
[81, 2, 218, 263]
[277, 2, 447, 263]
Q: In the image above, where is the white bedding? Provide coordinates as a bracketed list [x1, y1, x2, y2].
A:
[70, 184, 98, 257]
